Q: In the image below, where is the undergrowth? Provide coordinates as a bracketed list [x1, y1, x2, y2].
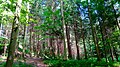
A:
[44, 58, 120, 67]
[0, 61, 34, 67]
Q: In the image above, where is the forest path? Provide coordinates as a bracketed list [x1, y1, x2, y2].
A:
[26, 57, 49, 67]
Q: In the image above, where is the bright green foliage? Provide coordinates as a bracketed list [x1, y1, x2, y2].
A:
[0, 0, 120, 66]
[44, 59, 120, 67]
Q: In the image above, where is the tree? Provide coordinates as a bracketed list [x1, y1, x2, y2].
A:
[60, 0, 68, 60]
[87, 0, 101, 61]
[5, 0, 22, 67]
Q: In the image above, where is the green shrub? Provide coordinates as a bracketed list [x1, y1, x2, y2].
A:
[44, 59, 120, 67]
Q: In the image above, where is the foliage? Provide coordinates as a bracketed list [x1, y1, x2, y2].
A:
[0, 36, 9, 53]
[0, 0, 120, 66]
[0, 61, 34, 67]
[44, 58, 120, 67]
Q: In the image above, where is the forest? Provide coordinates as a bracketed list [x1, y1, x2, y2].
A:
[0, 0, 120, 67]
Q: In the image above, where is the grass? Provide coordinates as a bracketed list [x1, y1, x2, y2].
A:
[44, 58, 120, 67]
[0, 61, 34, 67]
[0, 55, 35, 67]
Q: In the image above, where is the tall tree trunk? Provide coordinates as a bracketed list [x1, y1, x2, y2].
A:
[87, 0, 101, 61]
[4, 28, 8, 57]
[0, 23, 3, 36]
[66, 24, 72, 59]
[50, 38, 55, 57]
[82, 29, 87, 59]
[109, 44, 114, 61]
[106, 32, 115, 61]
[22, 24, 27, 60]
[57, 38, 60, 58]
[98, 18, 107, 62]
[5, 0, 22, 67]
[74, 20, 80, 60]
[88, 34, 93, 57]
[22, 2, 29, 59]
[29, 26, 32, 57]
[60, 0, 68, 60]
[3, 40, 7, 57]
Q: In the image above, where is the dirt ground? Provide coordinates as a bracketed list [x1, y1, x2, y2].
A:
[26, 58, 49, 67]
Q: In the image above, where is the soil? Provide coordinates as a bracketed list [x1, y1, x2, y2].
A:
[26, 58, 49, 67]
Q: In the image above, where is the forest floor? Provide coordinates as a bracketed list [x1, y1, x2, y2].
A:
[0, 55, 48, 67]
[26, 57, 49, 67]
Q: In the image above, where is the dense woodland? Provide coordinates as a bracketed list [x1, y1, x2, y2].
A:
[0, 0, 120, 67]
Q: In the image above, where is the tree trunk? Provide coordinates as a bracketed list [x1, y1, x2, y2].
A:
[98, 18, 107, 62]
[87, 0, 101, 61]
[56, 38, 60, 58]
[50, 38, 55, 57]
[29, 26, 32, 57]
[60, 0, 68, 60]
[0, 23, 3, 36]
[6, 0, 22, 67]
[88, 34, 93, 57]
[22, 24, 27, 60]
[82, 29, 87, 59]
[23, 2, 29, 59]
[3, 39, 7, 57]
[74, 21, 80, 60]
[3, 28, 8, 56]
[66, 24, 72, 59]
[107, 34, 115, 61]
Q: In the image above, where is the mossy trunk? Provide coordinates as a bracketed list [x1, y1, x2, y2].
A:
[5, 0, 22, 67]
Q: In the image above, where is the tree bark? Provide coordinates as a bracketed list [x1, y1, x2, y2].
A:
[82, 29, 87, 59]
[74, 20, 80, 60]
[56, 38, 60, 58]
[98, 17, 107, 62]
[6, 0, 22, 67]
[29, 25, 33, 57]
[22, 24, 27, 60]
[66, 24, 72, 59]
[60, 0, 68, 60]
[87, 0, 101, 61]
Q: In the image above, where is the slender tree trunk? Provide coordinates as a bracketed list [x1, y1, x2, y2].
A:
[33, 33, 36, 57]
[87, 0, 101, 61]
[74, 21, 80, 60]
[107, 34, 115, 61]
[0, 23, 2, 36]
[109, 44, 114, 61]
[82, 29, 87, 59]
[66, 24, 72, 59]
[57, 38, 60, 58]
[88, 35, 93, 57]
[29, 26, 32, 57]
[22, 25, 27, 60]
[3, 29, 8, 56]
[98, 18, 107, 62]
[22, 2, 29, 59]
[6, 0, 22, 67]
[4, 39, 7, 57]
[60, 0, 68, 60]
[51, 38, 55, 57]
